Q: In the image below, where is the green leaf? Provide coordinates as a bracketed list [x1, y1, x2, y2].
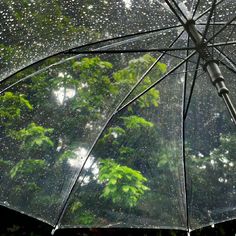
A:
[9, 122, 54, 151]
[70, 201, 83, 213]
[122, 185, 130, 192]
[99, 159, 149, 207]
[110, 179, 117, 185]
[121, 115, 154, 129]
[0, 92, 33, 127]
[10, 159, 46, 179]
[157, 62, 167, 73]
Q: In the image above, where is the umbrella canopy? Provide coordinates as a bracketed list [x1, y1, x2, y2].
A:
[0, 0, 235, 234]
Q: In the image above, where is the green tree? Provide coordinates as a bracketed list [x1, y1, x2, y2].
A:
[0, 53, 166, 225]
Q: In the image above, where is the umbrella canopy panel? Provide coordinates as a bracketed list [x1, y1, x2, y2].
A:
[0, 0, 178, 80]
[0, 51, 187, 229]
[185, 65, 236, 230]
[59, 65, 187, 230]
[0, 50, 175, 225]
[0, 0, 236, 233]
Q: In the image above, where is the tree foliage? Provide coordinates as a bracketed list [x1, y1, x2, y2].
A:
[99, 159, 149, 207]
[0, 43, 235, 231]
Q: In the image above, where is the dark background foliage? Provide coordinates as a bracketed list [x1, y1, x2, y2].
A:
[0, 206, 235, 236]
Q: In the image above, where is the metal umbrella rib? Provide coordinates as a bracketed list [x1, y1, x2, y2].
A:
[184, 55, 201, 120]
[117, 51, 196, 113]
[216, 48, 236, 72]
[206, 15, 236, 43]
[194, 0, 224, 21]
[201, 0, 217, 43]
[192, 0, 201, 18]
[0, 24, 183, 85]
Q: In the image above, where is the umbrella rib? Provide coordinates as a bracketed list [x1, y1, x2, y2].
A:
[1, 53, 202, 95]
[61, 23, 181, 52]
[51, 31, 187, 230]
[216, 24, 236, 60]
[171, 0, 188, 21]
[67, 46, 196, 54]
[165, 53, 202, 66]
[206, 15, 236, 43]
[215, 47, 236, 73]
[211, 1, 217, 55]
[218, 48, 236, 69]
[199, 17, 236, 73]
[183, 36, 190, 114]
[117, 51, 196, 113]
[2, 33, 205, 94]
[192, 0, 201, 18]
[201, 0, 217, 44]
[51, 112, 117, 231]
[2, 65, 202, 98]
[194, 0, 224, 21]
[196, 21, 236, 26]
[113, 30, 185, 112]
[164, 0, 185, 26]
[63, 40, 236, 55]
[69, 41, 236, 53]
[0, 24, 182, 84]
[208, 41, 236, 47]
[220, 61, 236, 74]
[182, 35, 190, 230]
[1, 25, 183, 50]
[58, 69, 204, 206]
[184, 55, 201, 120]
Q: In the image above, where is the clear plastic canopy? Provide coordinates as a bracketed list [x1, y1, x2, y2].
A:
[0, 0, 235, 233]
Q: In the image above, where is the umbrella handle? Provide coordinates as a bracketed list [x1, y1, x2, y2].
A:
[206, 60, 236, 125]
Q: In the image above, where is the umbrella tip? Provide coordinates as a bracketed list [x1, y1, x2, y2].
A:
[187, 228, 191, 236]
[51, 225, 59, 235]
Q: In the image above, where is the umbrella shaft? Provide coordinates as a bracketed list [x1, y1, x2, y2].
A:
[185, 20, 236, 125]
[185, 20, 212, 60]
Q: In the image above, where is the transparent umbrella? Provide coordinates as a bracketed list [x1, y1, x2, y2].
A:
[0, 0, 235, 234]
